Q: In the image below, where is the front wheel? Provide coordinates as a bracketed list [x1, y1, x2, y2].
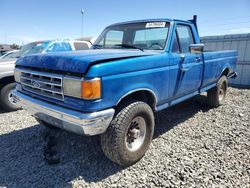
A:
[101, 101, 155, 166]
[207, 76, 228, 107]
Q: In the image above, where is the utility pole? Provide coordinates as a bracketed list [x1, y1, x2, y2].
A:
[81, 9, 85, 40]
[4, 33, 7, 44]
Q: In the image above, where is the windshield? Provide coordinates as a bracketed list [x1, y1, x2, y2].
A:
[15, 41, 50, 58]
[94, 22, 170, 51]
[0, 51, 18, 59]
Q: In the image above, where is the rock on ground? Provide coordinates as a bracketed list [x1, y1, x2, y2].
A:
[0, 88, 249, 188]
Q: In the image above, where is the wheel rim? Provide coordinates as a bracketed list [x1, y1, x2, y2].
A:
[126, 116, 146, 152]
[219, 82, 226, 101]
[8, 89, 16, 105]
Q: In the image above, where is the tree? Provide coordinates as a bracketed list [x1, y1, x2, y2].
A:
[10, 43, 21, 50]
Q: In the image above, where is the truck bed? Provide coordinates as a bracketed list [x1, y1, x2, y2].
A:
[202, 50, 237, 88]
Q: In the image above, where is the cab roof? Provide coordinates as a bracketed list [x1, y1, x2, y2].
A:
[108, 18, 193, 27]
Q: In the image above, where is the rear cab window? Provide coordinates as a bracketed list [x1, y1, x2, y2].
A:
[134, 26, 169, 50]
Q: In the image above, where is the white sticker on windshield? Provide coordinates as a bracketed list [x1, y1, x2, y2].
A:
[145, 22, 166, 28]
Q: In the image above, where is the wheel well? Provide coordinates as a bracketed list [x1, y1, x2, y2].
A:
[221, 68, 229, 77]
[116, 90, 157, 111]
[0, 76, 15, 90]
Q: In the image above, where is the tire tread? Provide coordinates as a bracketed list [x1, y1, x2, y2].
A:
[207, 76, 228, 107]
[101, 100, 154, 166]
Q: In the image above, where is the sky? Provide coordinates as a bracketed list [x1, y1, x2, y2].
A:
[1, 0, 250, 45]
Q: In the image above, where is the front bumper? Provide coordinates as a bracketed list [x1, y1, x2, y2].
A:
[12, 90, 115, 136]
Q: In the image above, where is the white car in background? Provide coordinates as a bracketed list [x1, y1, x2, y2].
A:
[15, 39, 92, 58]
[0, 39, 92, 111]
[74, 37, 97, 49]
[69, 40, 92, 51]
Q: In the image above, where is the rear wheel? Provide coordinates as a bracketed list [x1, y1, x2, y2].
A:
[101, 101, 154, 166]
[207, 76, 228, 107]
[0, 83, 21, 111]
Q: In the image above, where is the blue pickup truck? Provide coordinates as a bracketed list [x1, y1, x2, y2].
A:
[13, 16, 237, 166]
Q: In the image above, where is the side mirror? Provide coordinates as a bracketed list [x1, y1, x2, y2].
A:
[189, 44, 204, 54]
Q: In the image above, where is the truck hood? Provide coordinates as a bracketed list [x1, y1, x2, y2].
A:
[15, 49, 157, 74]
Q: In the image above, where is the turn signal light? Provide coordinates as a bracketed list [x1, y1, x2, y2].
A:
[81, 78, 101, 99]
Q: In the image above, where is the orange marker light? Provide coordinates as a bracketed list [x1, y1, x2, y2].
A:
[81, 79, 101, 99]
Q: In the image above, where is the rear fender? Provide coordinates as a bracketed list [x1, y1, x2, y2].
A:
[220, 64, 231, 78]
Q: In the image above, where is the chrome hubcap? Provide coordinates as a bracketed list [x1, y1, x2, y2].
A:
[219, 89, 224, 101]
[8, 89, 16, 105]
[219, 82, 226, 101]
[126, 116, 146, 152]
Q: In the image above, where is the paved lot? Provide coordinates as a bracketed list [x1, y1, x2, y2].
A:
[0, 88, 249, 188]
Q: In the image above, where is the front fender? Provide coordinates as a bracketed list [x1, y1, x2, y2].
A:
[100, 70, 162, 110]
[116, 88, 158, 106]
[0, 71, 14, 80]
[84, 52, 170, 111]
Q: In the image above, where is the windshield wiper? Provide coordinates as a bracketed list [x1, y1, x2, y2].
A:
[92, 44, 103, 49]
[114, 44, 144, 52]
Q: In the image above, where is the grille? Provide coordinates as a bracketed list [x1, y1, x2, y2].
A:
[19, 69, 64, 101]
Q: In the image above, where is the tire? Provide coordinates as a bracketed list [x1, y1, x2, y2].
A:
[101, 101, 155, 166]
[35, 118, 59, 130]
[0, 83, 21, 112]
[207, 76, 228, 107]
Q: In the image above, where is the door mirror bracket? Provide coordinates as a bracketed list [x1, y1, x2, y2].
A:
[189, 44, 204, 54]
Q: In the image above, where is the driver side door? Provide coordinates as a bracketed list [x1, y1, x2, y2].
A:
[170, 24, 203, 98]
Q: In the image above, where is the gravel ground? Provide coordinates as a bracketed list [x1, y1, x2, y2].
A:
[0, 88, 249, 188]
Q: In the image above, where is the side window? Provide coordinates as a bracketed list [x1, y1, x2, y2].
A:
[176, 25, 194, 53]
[104, 30, 124, 46]
[74, 42, 89, 50]
[172, 31, 180, 53]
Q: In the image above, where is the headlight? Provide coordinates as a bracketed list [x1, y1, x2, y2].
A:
[14, 69, 21, 82]
[63, 77, 101, 100]
[63, 77, 82, 98]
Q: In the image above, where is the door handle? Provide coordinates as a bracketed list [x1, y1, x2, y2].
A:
[180, 54, 185, 63]
[195, 57, 201, 63]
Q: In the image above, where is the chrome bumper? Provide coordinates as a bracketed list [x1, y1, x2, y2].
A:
[12, 90, 115, 136]
[229, 72, 237, 79]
